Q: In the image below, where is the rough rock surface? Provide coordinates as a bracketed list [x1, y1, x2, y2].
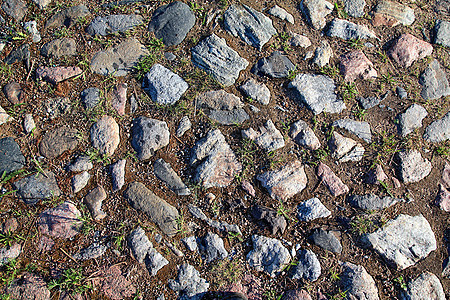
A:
[36, 66, 82, 84]
[297, 198, 331, 222]
[40, 38, 76, 58]
[423, 111, 450, 143]
[45, 5, 91, 28]
[340, 50, 377, 82]
[0, 106, 11, 125]
[87, 14, 143, 36]
[401, 272, 445, 300]
[310, 228, 342, 253]
[327, 19, 377, 40]
[196, 90, 249, 125]
[317, 162, 349, 197]
[341, 262, 380, 300]
[68, 155, 93, 172]
[176, 116, 192, 137]
[93, 265, 136, 300]
[85, 186, 107, 220]
[252, 51, 296, 79]
[3, 81, 25, 104]
[251, 205, 287, 235]
[436, 184, 450, 212]
[90, 115, 120, 156]
[372, 1, 415, 27]
[131, 116, 170, 160]
[242, 120, 285, 152]
[247, 235, 291, 277]
[0, 243, 21, 266]
[4, 44, 30, 66]
[329, 131, 364, 162]
[202, 232, 228, 263]
[188, 205, 242, 235]
[291, 249, 321, 282]
[419, 59, 450, 101]
[2, 0, 27, 21]
[290, 32, 312, 48]
[289, 120, 321, 150]
[312, 40, 333, 68]
[332, 119, 372, 143]
[81, 87, 100, 109]
[14, 171, 61, 205]
[71, 171, 91, 193]
[268, 5, 294, 24]
[348, 194, 402, 210]
[397, 150, 432, 183]
[154, 158, 190, 196]
[128, 227, 153, 264]
[6, 273, 51, 300]
[240, 79, 271, 105]
[73, 243, 107, 260]
[169, 264, 210, 299]
[300, 0, 333, 30]
[388, 34, 433, 68]
[111, 83, 127, 116]
[343, 0, 366, 18]
[0, 137, 25, 176]
[397, 104, 428, 136]
[38, 202, 82, 239]
[110, 159, 126, 192]
[434, 20, 450, 47]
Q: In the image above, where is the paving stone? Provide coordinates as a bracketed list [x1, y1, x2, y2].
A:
[224, 4, 277, 49]
[191, 34, 249, 87]
[124, 182, 179, 236]
[90, 115, 120, 156]
[32, 0, 51, 9]
[372, 0, 415, 27]
[327, 19, 377, 40]
[90, 38, 149, 77]
[0, 243, 21, 266]
[44, 97, 71, 119]
[397, 150, 431, 183]
[4, 81, 25, 104]
[1, 0, 27, 21]
[146, 248, 169, 276]
[312, 40, 333, 68]
[196, 90, 249, 125]
[176, 116, 192, 137]
[6, 273, 50, 300]
[343, 0, 366, 18]
[142, 64, 188, 105]
[423, 111, 450, 143]
[24, 21, 41, 43]
[290, 32, 312, 48]
[332, 119, 372, 143]
[329, 131, 364, 162]
[240, 79, 271, 105]
[85, 186, 107, 220]
[250, 205, 287, 235]
[289, 120, 321, 150]
[87, 14, 143, 36]
[348, 194, 402, 210]
[340, 50, 377, 82]
[73, 243, 107, 260]
[419, 59, 450, 101]
[300, 0, 333, 30]
[242, 120, 285, 152]
[363, 214, 436, 270]
[397, 104, 428, 136]
[252, 51, 296, 79]
[310, 228, 342, 253]
[81, 87, 101, 110]
[22, 113, 35, 133]
[131, 116, 169, 160]
[317, 162, 349, 197]
[0, 137, 25, 176]
[401, 271, 445, 300]
[110, 159, 126, 192]
[188, 205, 242, 235]
[202, 232, 228, 263]
[71, 171, 90, 193]
[388, 34, 433, 68]
[435, 184, 450, 212]
[111, 83, 127, 116]
[340, 262, 379, 300]
[68, 155, 93, 172]
[14, 171, 61, 205]
[297, 198, 331, 222]
[45, 5, 91, 28]
[154, 158, 190, 196]
[257, 160, 307, 201]
[128, 227, 153, 264]
[36, 66, 82, 84]
[268, 5, 294, 24]
[434, 20, 450, 47]
[291, 249, 321, 282]
[38, 202, 81, 238]
[4, 44, 30, 67]
[40, 38, 76, 58]
[169, 264, 209, 299]
[289, 74, 345, 115]
[247, 235, 291, 277]
[93, 265, 136, 300]
[148, 1, 195, 46]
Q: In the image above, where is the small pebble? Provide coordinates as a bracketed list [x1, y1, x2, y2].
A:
[23, 114, 35, 133]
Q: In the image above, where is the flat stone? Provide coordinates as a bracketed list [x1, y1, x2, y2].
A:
[327, 19, 377, 40]
[197, 90, 249, 125]
[191, 34, 249, 87]
[290, 32, 312, 48]
[190, 129, 242, 188]
[169, 264, 209, 299]
[94, 265, 136, 300]
[332, 119, 372, 143]
[300, 0, 333, 30]
[202, 232, 228, 263]
[44, 97, 71, 119]
[142, 64, 188, 105]
[85, 186, 107, 220]
[240, 79, 270, 105]
[68, 156, 93, 172]
[90, 115, 120, 156]
[312, 40, 333, 68]
[73, 243, 107, 260]
[252, 51, 295, 79]
[0, 137, 25, 176]
[397, 104, 428, 136]
[131, 116, 169, 160]
[242, 120, 285, 152]
[111, 83, 127, 116]
[329, 131, 364, 162]
[36, 66, 82, 84]
[45, 5, 91, 28]
[372, 0, 415, 27]
[434, 20, 450, 47]
[148, 1, 195, 46]
[297, 198, 331, 222]
[397, 150, 432, 183]
[317, 162, 349, 197]
[289, 74, 345, 115]
[423, 111, 450, 143]
[247, 235, 291, 277]
[188, 205, 242, 235]
[154, 158, 190, 196]
[87, 14, 143, 36]
[343, 0, 366, 18]
[257, 160, 307, 201]
[38, 202, 82, 238]
[363, 214, 436, 270]
[268, 5, 294, 24]
[310, 228, 342, 253]
[81, 87, 100, 110]
[176, 116, 191, 137]
[388, 34, 433, 68]
[14, 170, 61, 205]
[4, 81, 25, 104]
[341, 262, 379, 300]
[40, 38, 76, 58]
[110, 159, 126, 192]
[124, 182, 179, 236]
[435, 185, 450, 212]
[0, 243, 21, 266]
[365, 164, 388, 184]
[146, 248, 169, 276]
[224, 4, 277, 49]
[6, 273, 50, 300]
[340, 50, 377, 82]
[289, 120, 321, 150]
[4, 44, 30, 67]
[128, 227, 153, 264]
[1, 0, 27, 21]
[402, 272, 445, 300]
[292, 249, 321, 282]
[91, 38, 149, 77]
[182, 236, 198, 252]
[71, 171, 90, 193]
[250, 205, 287, 235]
[32, 0, 51, 9]
[348, 194, 402, 210]
[419, 59, 450, 101]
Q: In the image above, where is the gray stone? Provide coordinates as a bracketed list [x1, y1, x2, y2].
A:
[131, 116, 170, 160]
[45, 5, 91, 28]
[23, 114, 35, 134]
[223, 4, 277, 50]
[372, 0, 415, 27]
[41, 38, 76, 58]
[250, 205, 287, 235]
[24, 21, 41, 43]
[176, 116, 191, 137]
[90, 115, 120, 156]
[247, 235, 291, 277]
[297, 198, 331, 222]
[0, 137, 25, 176]
[68, 156, 93, 172]
[71, 171, 90, 193]
[110, 159, 126, 192]
[363, 214, 436, 270]
[164, 52, 176, 61]
[312, 40, 333, 68]
[0, 243, 21, 266]
[268, 5, 294, 24]
[148, 1, 195, 46]
[443, 258, 450, 278]
[203, 232, 228, 263]
[188, 205, 242, 235]
[434, 20, 450, 47]
[6, 273, 50, 300]
[327, 19, 377, 40]
[358, 96, 380, 110]
[329, 131, 364, 162]
[289, 120, 321, 150]
[91, 38, 149, 76]
[38, 202, 82, 239]
[128, 227, 153, 264]
[240, 79, 270, 105]
[81, 88, 101, 110]
[73, 243, 107, 260]
[435, 0, 450, 14]
[397, 104, 428, 136]
[348, 194, 401, 210]
[146, 248, 169, 276]
[124, 182, 179, 236]
[169, 264, 209, 300]
[182, 236, 198, 252]
[44, 97, 71, 119]
[14, 171, 61, 205]
[191, 34, 249, 87]
[343, 0, 366, 18]
[142, 64, 188, 105]
[36, 66, 82, 84]
[317, 162, 349, 196]
[290, 32, 312, 48]
[292, 249, 321, 282]
[196, 90, 249, 125]
[332, 119, 372, 143]
[252, 51, 295, 79]
[130, 94, 138, 114]
[419, 60, 450, 100]
[402, 272, 445, 300]
[242, 120, 285, 152]
[397, 150, 431, 183]
[85, 186, 107, 220]
[289, 74, 345, 115]
[424, 111, 450, 143]
[4, 44, 30, 67]
[32, 0, 51, 9]
[341, 262, 379, 300]
[87, 14, 143, 36]
[300, 0, 333, 30]
[310, 228, 342, 253]
[396, 87, 408, 99]
[257, 160, 307, 201]
[2, 0, 27, 21]
[154, 159, 190, 196]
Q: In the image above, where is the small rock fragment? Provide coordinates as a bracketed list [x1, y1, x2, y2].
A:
[435, 185, 450, 212]
[87, 14, 143, 36]
[85, 186, 107, 220]
[182, 236, 198, 252]
[242, 120, 285, 152]
[268, 5, 294, 24]
[297, 198, 331, 222]
[110, 159, 126, 192]
[188, 205, 242, 234]
[240, 79, 271, 105]
[4, 44, 30, 67]
[397, 150, 432, 183]
[291, 249, 321, 282]
[73, 243, 107, 260]
[423, 111, 450, 143]
[332, 119, 372, 143]
[6, 273, 51, 300]
[94, 265, 136, 300]
[169, 264, 209, 299]
[388, 34, 433, 68]
[317, 162, 349, 197]
[397, 104, 428, 136]
[128, 227, 153, 264]
[154, 158, 190, 196]
[90, 115, 120, 156]
[3, 81, 25, 104]
[343, 0, 366, 18]
[289, 120, 321, 150]
[327, 19, 377, 40]
[202, 232, 228, 263]
[45, 5, 91, 28]
[176, 116, 192, 137]
[310, 228, 342, 253]
[0, 243, 21, 266]
[0, 137, 25, 176]
[341, 262, 379, 300]
[196, 90, 249, 125]
[329, 131, 364, 162]
[2, 0, 27, 21]
[14, 171, 61, 205]
[81, 87, 100, 110]
[340, 50, 377, 82]
[396, 86, 408, 99]
[312, 40, 333, 68]
[111, 83, 127, 116]
[131, 116, 170, 160]
[290, 32, 312, 48]
[419, 59, 450, 101]
[300, 0, 333, 30]
[23, 114, 35, 134]
[443, 259, 450, 278]
[434, 20, 450, 47]
[68, 156, 93, 172]
[2, 217, 18, 234]
[146, 248, 169, 276]
[372, 0, 415, 27]
[72, 171, 91, 193]
[402, 272, 445, 300]
[252, 51, 296, 79]
[365, 164, 388, 184]
[348, 194, 401, 210]
[247, 235, 291, 277]
[284, 290, 312, 300]
[36, 66, 82, 84]
[251, 205, 287, 235]
[38, 202, 82, 239]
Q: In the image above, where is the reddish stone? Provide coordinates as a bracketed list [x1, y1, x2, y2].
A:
[372, 1, 415, 27]
[340, 50, 377, 82]
[392, 176, 401, 189]
[36, 66, 82, 84]
[38, 235, 55, 252]
[6, 273, 50, 300]
[442, 162, 450, 189]
[111, 83, 127, 116]
[317, 162, 349, 196]
[3, 81, 26, 104]
[388, 34, 433, 68]
[436, 184, 450, 212]
[283, 289, 312, 300]
[2, 217, 18, 233]
[38, 202, 82, 239]
[365, 164, 388, 185]
[241, 180, 256, 197]
[92, 265, 136, 300]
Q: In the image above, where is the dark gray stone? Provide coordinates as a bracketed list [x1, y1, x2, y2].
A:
[423, 111, 450, 143]
[0, 137, 25, 176]
[81, 88, 100, 110]
[396, 87, 408, 99]
[252, 51, 295, 79]
[348, 194, 402, 210]
[73, 243, 107, 260]
[291, 249, 321, 282]
[87, 14, 143, 36]
[358, 96, 380, 109]
[247, 235, 291, 277]
[4, 44, 30, 67]
[327, 19, 377, 40]
[202, 232, 228, 263]
[196, 90, 249, 125]
[341, 262, 379, 300]
[131, 116, 170, 160]
[310, 228, 342, 253]
[169, 264, 209, 300]
[343, 0, 366, 18]
[154, 159, 190, 196]
[434, 20, 450, 47]
[40, 38, 76, 58]
[45, 5, 91, 28]
[419, 59, 450, 100]
[14, 171, 61, 205]
[332, 119, 372, 143]
[251, 205, 287, 235]
[2, 0, 27, 21]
